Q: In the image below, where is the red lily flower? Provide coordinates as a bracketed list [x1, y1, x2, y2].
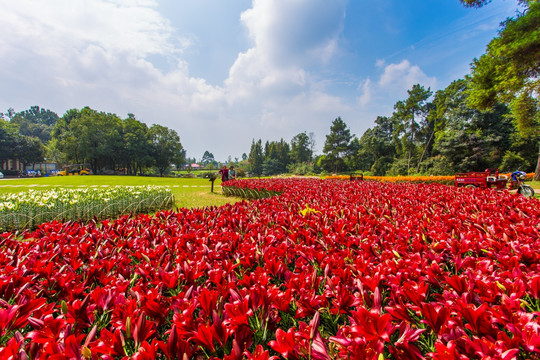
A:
[520, 321, 540, 352]
[189, 323, 216, 353]
[330, 285, 360, 315]
[459, 302, 498, 338]
[244, 344, 277, 360]
[224, 297, 253, 328]
[198, 288, 219, 321]
[420, 302, 449, 334]
[132, 312, 156, 350]
[350, 306, 395, 343]
[92, 328, 126, 357]
[26, 315, 66, 344]
[132, 340, 159, 360]
[428, 341, 464, 360]
[389, 322, 426, 360]
[269, 327, 298, 359]
[157, 324, 196, 360]
[0, 332, 25, 360]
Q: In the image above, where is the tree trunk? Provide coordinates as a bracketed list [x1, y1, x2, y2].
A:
[535, 142, 540, 181]
[416, 128, 436, 174]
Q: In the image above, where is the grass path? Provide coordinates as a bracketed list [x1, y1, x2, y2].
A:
[0, 175, 242, 209]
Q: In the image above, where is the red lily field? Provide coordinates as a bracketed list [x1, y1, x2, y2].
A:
[1, 178, 539, 359]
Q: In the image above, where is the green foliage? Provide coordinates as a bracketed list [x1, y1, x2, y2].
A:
[509, 92, 539, 135]
[148, 124, 184, 177]
[322, 117, 354, 173]
[466, 1, 540, 179]
[287, 161, 315, 175]
[201, 150, 216, 165]
[392, 84, 433, 174]
[50, 107, 183, 176]
[460, 0, 532, 8]
[9, 106, 58, 144]
[248, 139, 264, 176]
[468, 2, 540, 109]
[417, 155, 455, 175]
[500, 151, 528, 172]
[262, 158, 282, 176]
[290, 132, 313, 164]
[371, 156, 394, 176]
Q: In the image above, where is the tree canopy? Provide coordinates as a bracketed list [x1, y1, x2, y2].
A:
[466, 0, 540, 179]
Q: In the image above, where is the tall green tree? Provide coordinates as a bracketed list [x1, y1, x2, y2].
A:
[201, 151, 216, 165]
[322, 117, 353, 173]
[73, 108, 123, 172]
[432, 79, 513, 172]
[354, 116, 396, 175]
[148, 124, 184, 177]
[248, 139, 264, 176]
[10, 106, 59, 144]
[264, 138, 290, 174]
[290, 132, 313, 164]
[0, 119, 17, 164]
[119, 114, 152, 175]
[392, 84, 433, 174]
[466, 1, 540, 179]
[13, 136, 45, 168]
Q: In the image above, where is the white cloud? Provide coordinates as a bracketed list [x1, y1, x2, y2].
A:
[0, 0, 356, 158]
[357, 79, 373, 107]
[225, 0, 348, 104]
[378, 60, 437, 94]
[240, 0, 347, 67]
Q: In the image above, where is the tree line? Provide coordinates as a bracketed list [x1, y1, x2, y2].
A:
[317, 79, 536, 177]
[246, 81, 535, 177]
[1, 106, 184, 176]
[250, 0, 540, 179]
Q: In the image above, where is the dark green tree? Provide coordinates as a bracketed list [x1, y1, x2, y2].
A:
[73, 108, 123, 172]
[466, 1, 540, 179]
[148, 124, 184, 177]
[119, 114, 152, 175]
[392, 84, 433, 174]
[14, 136, 45, 168]
[262, 158, 282, 176]
[201, 151, 216, 166]
[10, 106, 59, 144]
[264, 139, 290, 174]
[248, 139, 264, 176]
[0, 119, 18, 164]
[432, 79, 513, 172]
[322, 117, 353, 173]
[353, 116, 396, 175]
[290, 132, 313, 164]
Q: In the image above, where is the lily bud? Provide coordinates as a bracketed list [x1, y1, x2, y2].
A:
[61, 300, 68, 315]
[125, 316, 131, 339]
[310, 311, 320, 341]
[84, 325, 98, 347]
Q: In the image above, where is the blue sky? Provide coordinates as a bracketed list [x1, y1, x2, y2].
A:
[0, 0, 520, 161]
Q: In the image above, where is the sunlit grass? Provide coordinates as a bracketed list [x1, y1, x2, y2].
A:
[0, 175, 242, 209]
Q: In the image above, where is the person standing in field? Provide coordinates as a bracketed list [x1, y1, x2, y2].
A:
[219, 165, 229, 182]
[229, 166, 236, 180]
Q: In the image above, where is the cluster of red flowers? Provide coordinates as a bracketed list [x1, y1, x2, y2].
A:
[1, 178, 539, 359]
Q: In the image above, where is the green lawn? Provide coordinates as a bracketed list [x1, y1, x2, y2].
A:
[0, 175, 242, 209]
